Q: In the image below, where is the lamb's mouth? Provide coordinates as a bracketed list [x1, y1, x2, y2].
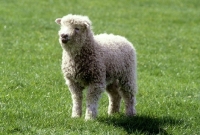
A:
[61, 37, 69, 43]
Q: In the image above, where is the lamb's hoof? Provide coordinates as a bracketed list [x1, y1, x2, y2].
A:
[85, 115, 96, 121]
[108, 109, 120, 115]
[85, 108, 97, 120]
[85, 113, 97, 121]
[126, 110, 136, 117]
[71, 114, 81, 118]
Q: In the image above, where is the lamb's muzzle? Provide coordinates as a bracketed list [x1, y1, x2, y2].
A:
[60, 34, 69, 43]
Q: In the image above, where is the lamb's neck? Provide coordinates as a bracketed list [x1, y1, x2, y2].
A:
[63, 44, 95, 61]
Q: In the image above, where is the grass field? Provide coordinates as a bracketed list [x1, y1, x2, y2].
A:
[0, 0, 199, 134]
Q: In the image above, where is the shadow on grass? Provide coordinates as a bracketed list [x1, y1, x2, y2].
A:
[98, 114, 182, 135]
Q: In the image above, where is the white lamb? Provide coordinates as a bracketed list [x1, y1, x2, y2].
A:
[55, 14, 137, 120]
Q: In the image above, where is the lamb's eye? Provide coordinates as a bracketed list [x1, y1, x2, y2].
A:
[75, 27, 80, 31]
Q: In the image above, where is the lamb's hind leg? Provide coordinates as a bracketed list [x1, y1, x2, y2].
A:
[106, 80, 121, 115]
[120, 80, 137, 116]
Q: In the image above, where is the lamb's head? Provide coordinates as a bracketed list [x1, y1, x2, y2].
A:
[55, 14, 92, 50]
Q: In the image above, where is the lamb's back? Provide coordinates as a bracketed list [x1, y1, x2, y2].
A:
[94, 34, 136, 78]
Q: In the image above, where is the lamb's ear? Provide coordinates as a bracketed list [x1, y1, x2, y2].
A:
[84, 22, 90, 29]
[55, 18, 61, 25]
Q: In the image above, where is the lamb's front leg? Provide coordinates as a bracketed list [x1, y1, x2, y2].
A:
[66, 79, 83, 118]
[85, 84, 104, 120]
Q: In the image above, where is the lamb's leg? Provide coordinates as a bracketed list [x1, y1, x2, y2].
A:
[66, 80, 83, 118]
[121, 91, 136, 116]
[106, 81, 121, 115]
[85, 84, 104, 120]
[120, 84, 137, 116]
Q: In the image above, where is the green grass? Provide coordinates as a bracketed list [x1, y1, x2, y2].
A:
[0, 0, 199, 134]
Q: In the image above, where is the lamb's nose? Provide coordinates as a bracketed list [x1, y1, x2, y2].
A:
[61, 34, 68, 38]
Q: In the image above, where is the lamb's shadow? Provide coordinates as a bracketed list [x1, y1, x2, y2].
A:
[98, 114, 182, 135]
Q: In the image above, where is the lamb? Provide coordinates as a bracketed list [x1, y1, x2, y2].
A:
[55, 14, 137, 120]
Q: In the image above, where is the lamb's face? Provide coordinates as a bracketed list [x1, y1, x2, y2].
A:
[57, 22, 81, 44]
[55, 15, 91, 50]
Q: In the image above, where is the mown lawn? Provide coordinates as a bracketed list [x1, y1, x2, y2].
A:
[0, 0, 199, 134]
